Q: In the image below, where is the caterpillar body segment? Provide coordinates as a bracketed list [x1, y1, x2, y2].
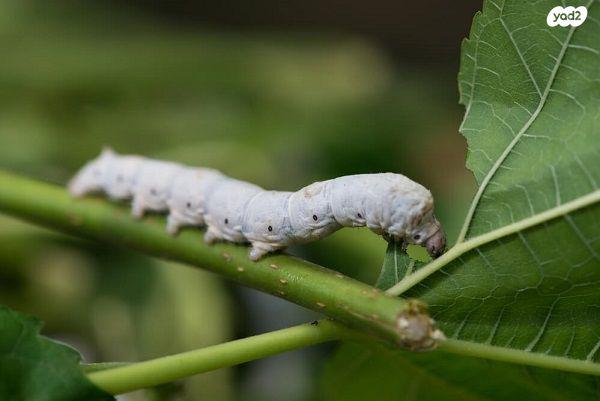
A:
[202, 178, 264, 245]
[242, 191, 294, 261]
[166, 168, 225, 235]
[287, 181, 342, 244]
[131, 160, 186, 219]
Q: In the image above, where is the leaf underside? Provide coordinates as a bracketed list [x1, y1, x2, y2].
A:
[324, 0, 600, 399]
[375, 242, 425, 290]
[0, 305, 114, 401]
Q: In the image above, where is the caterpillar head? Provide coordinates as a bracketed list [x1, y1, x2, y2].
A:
[67, 147, 114, 197]
[385, 186, 446, 258]
[288, 182, 341, 243]
[406, 211, 446, 258]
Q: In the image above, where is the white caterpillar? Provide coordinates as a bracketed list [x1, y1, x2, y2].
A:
[68, 148, 446, 261]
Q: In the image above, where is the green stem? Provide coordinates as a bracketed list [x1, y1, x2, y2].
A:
[86, 325, 600, 396]
[81, 362, 131, 373]
[439, 339, 600, 377]
[87, 321, 348, 395]
[0, 170, 439, 347]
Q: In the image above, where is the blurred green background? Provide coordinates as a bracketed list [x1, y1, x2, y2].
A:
[0, 1, 478, 400]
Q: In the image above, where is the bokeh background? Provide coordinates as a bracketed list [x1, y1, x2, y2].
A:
[0, 1, 480, 400]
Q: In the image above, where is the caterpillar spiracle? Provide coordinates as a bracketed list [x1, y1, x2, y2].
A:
[68, 148, 446, 261]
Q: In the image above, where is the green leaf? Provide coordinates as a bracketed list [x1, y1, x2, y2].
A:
[375, 243, 421, 290]
[0, 304, 114, 401]
[400, 0, 600, 361]
[322, 342, 600, 401]
[456, 0, 599, 241]
[415, 0, 600, 364]
[325, 0, 600, 398]
[376, 243, 430, 290]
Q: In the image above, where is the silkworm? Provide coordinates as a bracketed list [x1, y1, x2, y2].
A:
[69, 149, 446, 260]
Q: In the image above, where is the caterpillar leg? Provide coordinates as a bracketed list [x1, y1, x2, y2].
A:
[383, 232, 408, 251]
[131, 196, 146, 219]
[166, 214, 181, 236]
[248, 242, 286, 261]
[67, 183, 89, 198]
[204, 227, 221, 245]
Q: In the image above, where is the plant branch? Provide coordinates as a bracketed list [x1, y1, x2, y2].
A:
[0, 170, 440, 348]
[438, 339, 600, 376]
[86, 320, 349, 395]
[386, 190, 600, 296]
[85, 321, 600, 396]
[81, 362, 131, 373]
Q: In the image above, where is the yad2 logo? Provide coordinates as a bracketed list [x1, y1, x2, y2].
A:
[547, 6, 588, 27]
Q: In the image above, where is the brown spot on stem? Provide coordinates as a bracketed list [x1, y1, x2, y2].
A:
[237, 266, 245, 272]
[69, 215, 83, 226]
[396, 299, 445, 351]
[316, 302, 326, 308]
[269, 263, 279, 270]
[279, 278, 288, 285]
